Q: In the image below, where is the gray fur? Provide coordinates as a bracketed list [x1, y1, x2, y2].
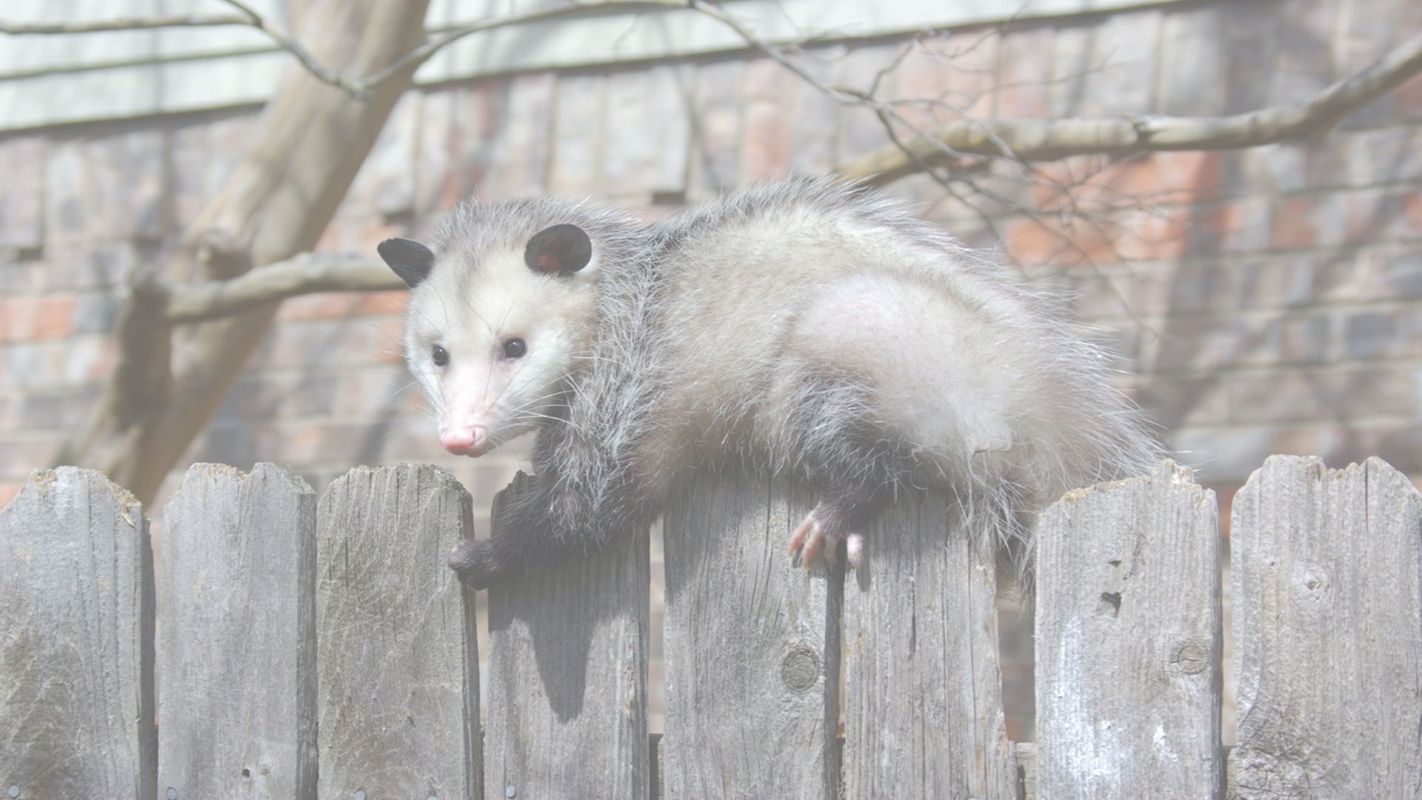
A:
[397, 177, 1160, 588]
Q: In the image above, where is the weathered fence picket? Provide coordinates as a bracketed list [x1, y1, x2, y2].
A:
[1035, 461, 1223, 799]
[315, 464, 481, 798]
[1231, 456, 1422, 797]
[158, 463, 317, 799]
[0, 468, 156, 799]
[661, 472, 839, 800]
[483, 473, 651, 800]
[3, 454, 1421, 799]
[842, 490, 1017, 800]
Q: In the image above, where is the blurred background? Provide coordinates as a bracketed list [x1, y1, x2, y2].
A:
[1, 0, 1419, 740]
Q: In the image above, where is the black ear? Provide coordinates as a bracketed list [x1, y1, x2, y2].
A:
[524, 224, 592, 275]
[378, 238, 436, 288]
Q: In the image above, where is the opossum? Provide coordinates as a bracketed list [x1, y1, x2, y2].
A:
[378, 177, 1159, 590]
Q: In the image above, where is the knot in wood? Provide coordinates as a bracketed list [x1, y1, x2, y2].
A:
[1170, 641, 1210, 675]
[780, 646, 821, 692]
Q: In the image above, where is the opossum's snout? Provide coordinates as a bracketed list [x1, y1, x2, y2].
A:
[440, 425, 492, 457]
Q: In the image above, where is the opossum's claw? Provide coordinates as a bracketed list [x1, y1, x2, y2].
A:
[790, 506, 860, 570]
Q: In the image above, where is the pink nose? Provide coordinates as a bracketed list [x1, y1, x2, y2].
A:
[440, 426, 489, 456]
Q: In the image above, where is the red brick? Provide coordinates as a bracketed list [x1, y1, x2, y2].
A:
[1114, 207, 1190, 261]
[1405, 192, 1422, 235]
[1397, 72, 1422, 117]
[893, 30, 999, 127]
[0, 296, 76, 342]
[995, 26, 1054, 117]
[1271, 195, 1316, 250]
[688, 58, 744, 198]
[739, 59, 795, 183]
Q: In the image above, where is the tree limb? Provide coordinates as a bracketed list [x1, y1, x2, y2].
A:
[144, 25, 1422, 326]
[58, 0, 432, 503]
[839, 28, 1422, 184]
[165, 255, 399, 323]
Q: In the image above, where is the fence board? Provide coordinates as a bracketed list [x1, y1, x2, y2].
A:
[1035, 460, 1222, 799]
[316, 464, 481, 799]
[842, 489, 1018, 800]
[157, 463, 316, 799]
[1232, 456, 1422, 797]
[0, 468, 156, 799]
[483, 473, 652, 800]
[661, 472, 838, 800]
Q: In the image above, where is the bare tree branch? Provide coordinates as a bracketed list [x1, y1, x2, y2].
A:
[356, 0, 688, 94]
[0, 14, 248, 34]
[165, 255, 398, 323]
[216, 0, 364, 94]
[840, 29, 1422, 184]
[2, 1, 693, 98]
[128, 23, 1422, 329]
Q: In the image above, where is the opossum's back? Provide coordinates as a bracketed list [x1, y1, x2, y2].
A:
[648, 180, 1156, 489]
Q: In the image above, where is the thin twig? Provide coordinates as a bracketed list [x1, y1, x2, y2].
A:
[840, 29, 1422, 183]
[0, 14, 248, 34]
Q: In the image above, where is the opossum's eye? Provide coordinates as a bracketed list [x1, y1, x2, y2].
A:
[431, 345, 449, 367]
[502, 339, 526, 359]
[502, 338, 527, 359]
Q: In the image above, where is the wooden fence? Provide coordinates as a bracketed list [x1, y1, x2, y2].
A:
[1, 455, 1419, 799]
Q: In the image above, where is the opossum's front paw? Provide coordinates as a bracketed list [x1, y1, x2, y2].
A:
[788, 505, 867, 570]
[447, 538, 505, 590]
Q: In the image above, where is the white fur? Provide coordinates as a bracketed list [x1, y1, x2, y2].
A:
[405, 178, 1159, 574]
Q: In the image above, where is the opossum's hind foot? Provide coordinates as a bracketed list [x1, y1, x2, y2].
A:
[789, 492, 883, 570]
[788, 510, 865, 569]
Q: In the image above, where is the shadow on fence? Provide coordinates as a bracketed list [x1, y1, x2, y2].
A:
[2, 456, 1419, 798]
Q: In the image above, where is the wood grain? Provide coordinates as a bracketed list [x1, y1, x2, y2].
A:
[1232, 456, 1422, 797]
[661, 471, 839, 800]
[316, 464, 481, 799]
[157, 463, 317, 798]
[1035, 461, 1222, 799]
[483, 473, 652, 800]
[0, 468, 156, 799]
[842, 488, 1017, 800]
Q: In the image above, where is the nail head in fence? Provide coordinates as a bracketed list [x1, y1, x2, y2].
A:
[841, 487, 1018, 800]
[483, 472, 651, 800]
[158, 463, 317, 798]
[1231, 456, 1422, 797]
[316, 464, 481, 798]
[661, 472, 839, 800]
[0, 468, 156, 799]
[1035, 460, 1222, 799]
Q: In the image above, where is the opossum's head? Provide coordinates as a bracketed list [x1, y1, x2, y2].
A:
[379, 222, 599, 457]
